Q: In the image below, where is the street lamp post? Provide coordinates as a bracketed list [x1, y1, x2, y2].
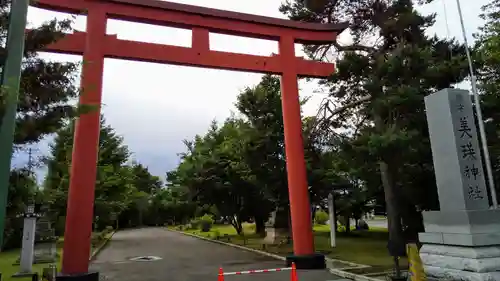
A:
[0, 0, 30, 249]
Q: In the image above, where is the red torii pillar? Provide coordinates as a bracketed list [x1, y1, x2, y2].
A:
[61, 5, 106, 279]
[279, 35, 316, 258]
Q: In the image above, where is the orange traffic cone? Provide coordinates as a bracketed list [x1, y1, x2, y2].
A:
[218, 267, 225, 281]
[291, 262, 298, 281]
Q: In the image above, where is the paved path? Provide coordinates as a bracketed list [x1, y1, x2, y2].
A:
[367, 218, 387, 229]
[91, 228, 344, 281]
[327, 218, 388, 229]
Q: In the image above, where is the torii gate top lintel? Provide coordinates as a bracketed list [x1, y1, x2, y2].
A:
[33, 0, 348, 44]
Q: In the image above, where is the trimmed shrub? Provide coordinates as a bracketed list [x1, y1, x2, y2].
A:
[199, 214, 214, 232]
[188, 218, 200, 230]
[314, 210, 329, 225]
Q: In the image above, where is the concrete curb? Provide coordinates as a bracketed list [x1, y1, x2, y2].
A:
[329, 268, 381, 281]
[168, 228, 381, 281]
[89, 230, 117, 261]
[168, 228, 286, 261]
[327, 257, 370, 269]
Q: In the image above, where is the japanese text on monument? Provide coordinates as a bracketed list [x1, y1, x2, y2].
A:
[455, 94, 483, 201]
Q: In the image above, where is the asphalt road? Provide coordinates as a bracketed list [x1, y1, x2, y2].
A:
[90, 228, 345, 281]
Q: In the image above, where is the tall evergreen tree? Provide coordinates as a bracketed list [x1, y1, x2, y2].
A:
[1, 1, 79, 145]
[235, 75, 288, 232]
[130, 162, 163, 194]
[476, 0, 500, 189]
[44, 117, 133, 230]
[280, 0, 471, 256]
[1, 1, 79, 248]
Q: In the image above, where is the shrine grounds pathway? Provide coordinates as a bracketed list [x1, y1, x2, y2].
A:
[90, 227, 345, 281]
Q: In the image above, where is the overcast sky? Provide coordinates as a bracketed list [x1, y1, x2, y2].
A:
[12, 0, 490, 181]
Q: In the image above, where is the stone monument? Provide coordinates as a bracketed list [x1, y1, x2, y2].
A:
[33, 207, 58, 264]
[419, 88, 500, 281]
[13, 204, 42, 277]
[264, 206, 290, 245]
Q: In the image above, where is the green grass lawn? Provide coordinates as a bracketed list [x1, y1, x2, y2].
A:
[0, 245, 63, 281]
[0, 232, 113, 281]
[174, 223, 407, 273]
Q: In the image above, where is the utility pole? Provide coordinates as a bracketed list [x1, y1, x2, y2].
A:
[26, 148, 38, 191]
[455, 0, 497, 208]
[27, 148, 34, 176]
[0, 0, 30, 250]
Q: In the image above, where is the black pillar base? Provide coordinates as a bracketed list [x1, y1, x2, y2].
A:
[286, 253, 326, 269]
[56, 272, 99, 281]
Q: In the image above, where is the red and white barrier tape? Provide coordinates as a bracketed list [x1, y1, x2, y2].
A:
[222, 267, 292, 276]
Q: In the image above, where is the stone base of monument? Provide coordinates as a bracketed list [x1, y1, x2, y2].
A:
[419, 209, 500, 242]
[33, 238, 59, 264]
[420, 244, 500, 281]
[286, 253, 326, 269]
[263, 228, 289, 245]
[419, 210, 500, 281]
[55, 272, 99, 281]
[11, 272, 36, 278]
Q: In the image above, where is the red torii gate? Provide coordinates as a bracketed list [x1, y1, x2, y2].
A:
[33, 0, 346, 278]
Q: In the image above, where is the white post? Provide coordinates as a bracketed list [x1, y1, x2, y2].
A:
[328, 193, 336, 247]
[14, 205, 37, 277]
[18, 216, 36, 273]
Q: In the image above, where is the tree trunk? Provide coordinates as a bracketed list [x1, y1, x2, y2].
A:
[138, 210, 143, 226]
[236, 221, 243, 235]
[255, 216, 266, 237]
[345, 215, 351, 234]
[401, 199, 424, 243]
[373, 110, 405, 280]
[333, 213, 338, 233]
[379, 160, 403, 241]
[373, 112, 404, 244]
[230, 215, 243, 235]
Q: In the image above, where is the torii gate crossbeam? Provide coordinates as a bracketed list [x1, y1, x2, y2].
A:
[30, 0, 347, 278]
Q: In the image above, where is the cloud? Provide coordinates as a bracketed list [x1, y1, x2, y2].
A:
[18, 0, 489, 181]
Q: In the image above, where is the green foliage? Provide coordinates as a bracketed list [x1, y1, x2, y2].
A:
[187, 218, 200, 230]
[1, 0, 79, 249]
[199, 213, 214, 232]
[199, 214, 214, 225]
[42, 116, 168, 230]
[314, 210, 329, 225]
[476, 0, 500, 194]
[8, 0, 499, 259]
[167, 74, 380, 238]
[0, 1, 79, 145]
[3, 169, 39, 249]
[280, 0, 471, 244]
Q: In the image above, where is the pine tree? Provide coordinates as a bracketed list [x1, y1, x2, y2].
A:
[280, 0, 471, 263]
[476, 0, 500, 188]
[44, 117, 133, 230]
[0, 1, 79, 146]
[1, 0, 79, 248]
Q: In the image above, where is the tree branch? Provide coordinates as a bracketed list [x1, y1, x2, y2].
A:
[332, 40, 377, 54]
[330, 95, 373, 117]
[313, 95, 372, 134]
